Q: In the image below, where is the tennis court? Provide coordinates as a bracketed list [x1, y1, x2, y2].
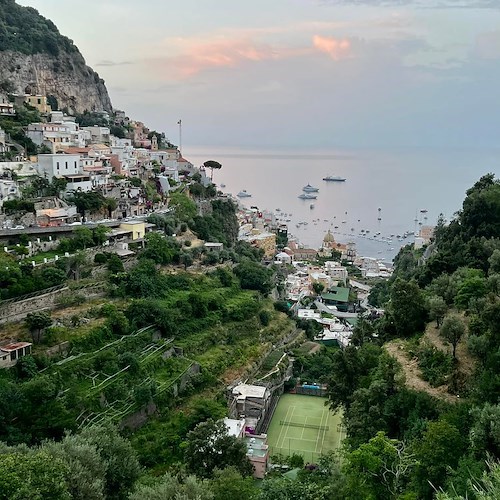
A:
[267, 394, 345, 462]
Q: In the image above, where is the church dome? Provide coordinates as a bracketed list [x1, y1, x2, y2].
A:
[323, 230, 335, 243]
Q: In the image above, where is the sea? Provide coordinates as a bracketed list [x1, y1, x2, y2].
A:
[184, 146, 500, 263]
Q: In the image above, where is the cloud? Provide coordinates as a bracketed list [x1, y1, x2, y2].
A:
[317, 0, 500, 7]
[151, 36, 313, 79]
[95, 60, 133, 67]
[313, 35, 351, 59]
[253, 80, 283, 93]
[474, 30, 500, 59]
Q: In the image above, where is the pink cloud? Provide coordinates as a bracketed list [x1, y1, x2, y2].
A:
[313, 35, 351, 60]
[167, 38, 280, 78]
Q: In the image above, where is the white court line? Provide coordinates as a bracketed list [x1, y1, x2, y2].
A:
[276, 404, 293, 449]
[319, 408, 328, 451]
[301, 417, 307, 440]
[314, 406, 326, 453]
[282, 406, 296, 450]
[278, 406, 296, 448]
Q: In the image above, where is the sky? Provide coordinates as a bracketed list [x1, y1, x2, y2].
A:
[18, 0, 500, 149]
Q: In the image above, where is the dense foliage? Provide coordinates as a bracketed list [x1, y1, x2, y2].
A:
[0, 0, 79, 56]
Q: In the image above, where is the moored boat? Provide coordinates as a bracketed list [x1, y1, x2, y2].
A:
[323, 175, 346, 182]
[298, 193, 317, 200]
[237, 190, 252, 198]
[303, 183, 319, 193]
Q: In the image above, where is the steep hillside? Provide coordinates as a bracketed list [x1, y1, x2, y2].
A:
[0, 0, 112, 113]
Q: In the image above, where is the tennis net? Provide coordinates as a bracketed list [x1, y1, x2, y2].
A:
[279, 420, 329, 431]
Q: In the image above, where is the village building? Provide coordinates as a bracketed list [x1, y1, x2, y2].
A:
[0, 342, 33, 369]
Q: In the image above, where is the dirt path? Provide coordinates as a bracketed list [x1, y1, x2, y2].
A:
[385, 340, 459, 404]
[423, 322, 475, 377]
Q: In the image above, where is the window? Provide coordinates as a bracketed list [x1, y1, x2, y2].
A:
[10, 351, 17, 361]
[65, 161, 68, 169]
[56, 161, 60, 170]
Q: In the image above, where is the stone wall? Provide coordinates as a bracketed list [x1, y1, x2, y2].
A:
[0, 283, 107, 324]
[120, 362, 201, 431]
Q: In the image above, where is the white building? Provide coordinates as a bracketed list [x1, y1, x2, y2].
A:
[0, 126, 7, 153]
[82, 126, 110, 144]
[37, 153, 82, 181]
[324, 261, 348, 285]
[0, 179, 19, 208]
[0, 342, 32, 369]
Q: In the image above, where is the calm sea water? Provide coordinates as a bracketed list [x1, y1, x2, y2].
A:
[184, 147, 500, 262]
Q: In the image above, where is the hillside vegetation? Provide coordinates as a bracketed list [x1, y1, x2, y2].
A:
[1, 177, 500, 499]
[0, 0, 78, 56]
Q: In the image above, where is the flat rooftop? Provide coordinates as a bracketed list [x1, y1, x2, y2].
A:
[232, 384, 267, 400]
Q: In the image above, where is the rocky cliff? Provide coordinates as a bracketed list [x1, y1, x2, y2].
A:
[0, 1, 112, 114]
[0, 50, 113, 114]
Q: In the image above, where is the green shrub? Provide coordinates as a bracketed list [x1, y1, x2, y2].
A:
[417, 345, 454, 387]
[94, 253, 107, 264]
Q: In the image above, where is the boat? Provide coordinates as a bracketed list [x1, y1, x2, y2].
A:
[310, 204, 315, 209]
[220, 183, 226, 188]
[298, 193, 317, 200]
[303, 183, 319, 193]
[237, 190, 252, 198]
[323, 176, 346, 182]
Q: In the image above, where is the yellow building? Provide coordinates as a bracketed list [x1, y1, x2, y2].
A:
[25, 95, 52, 114]
[249, 232, 276, 258]
[119, 220, 146, 240]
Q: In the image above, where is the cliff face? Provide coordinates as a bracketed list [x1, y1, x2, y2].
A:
[0, 50, 113, 114]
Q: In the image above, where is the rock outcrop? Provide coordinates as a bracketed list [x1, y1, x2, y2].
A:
[0, 50, 113, 114]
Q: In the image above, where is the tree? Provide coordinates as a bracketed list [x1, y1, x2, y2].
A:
[104, 198, 117, 218]
[93, 225, 111, 246]
[141, 233, 180, 265]
[67, 191, 106, 219]
[129, 473, 213, 500]
[234, 260, 273, 295]
[203, 160, 222, 181]
[0, 451, 70, 500]
[73, 227, 94, 249]
[344, 432, 416, 500]
[107, 254, 124, 273]
[440, 314, 466, 359]
[42, 434, 107, 500]
[469, 403, 500, 458]
[209, 467, 257, 500]
[25, 311, 52, 343]
[180, 252, 194, 270]
[389, 278, 427, 337]
[78, 425, 141, 500]
[455, 276, 487, 310]
[168, 192, 197, 221]
[184, 419, 253, 479]
[313, 282, 325, 295]
[428, 295, 448, 328]
[414, 420, 465, 498]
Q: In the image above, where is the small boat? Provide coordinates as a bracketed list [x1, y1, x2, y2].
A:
[303, 184, 319, 193]
[237, 190, 252, 198]
[420, 209, 428, 213]
[220, 183, 226, 188]
[323, 176, 346, 182]
[310, 204, 315, 209]
[298, 193, 317, 200]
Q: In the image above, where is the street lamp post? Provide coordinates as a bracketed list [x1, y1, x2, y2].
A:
[177, 119, 182, 156]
